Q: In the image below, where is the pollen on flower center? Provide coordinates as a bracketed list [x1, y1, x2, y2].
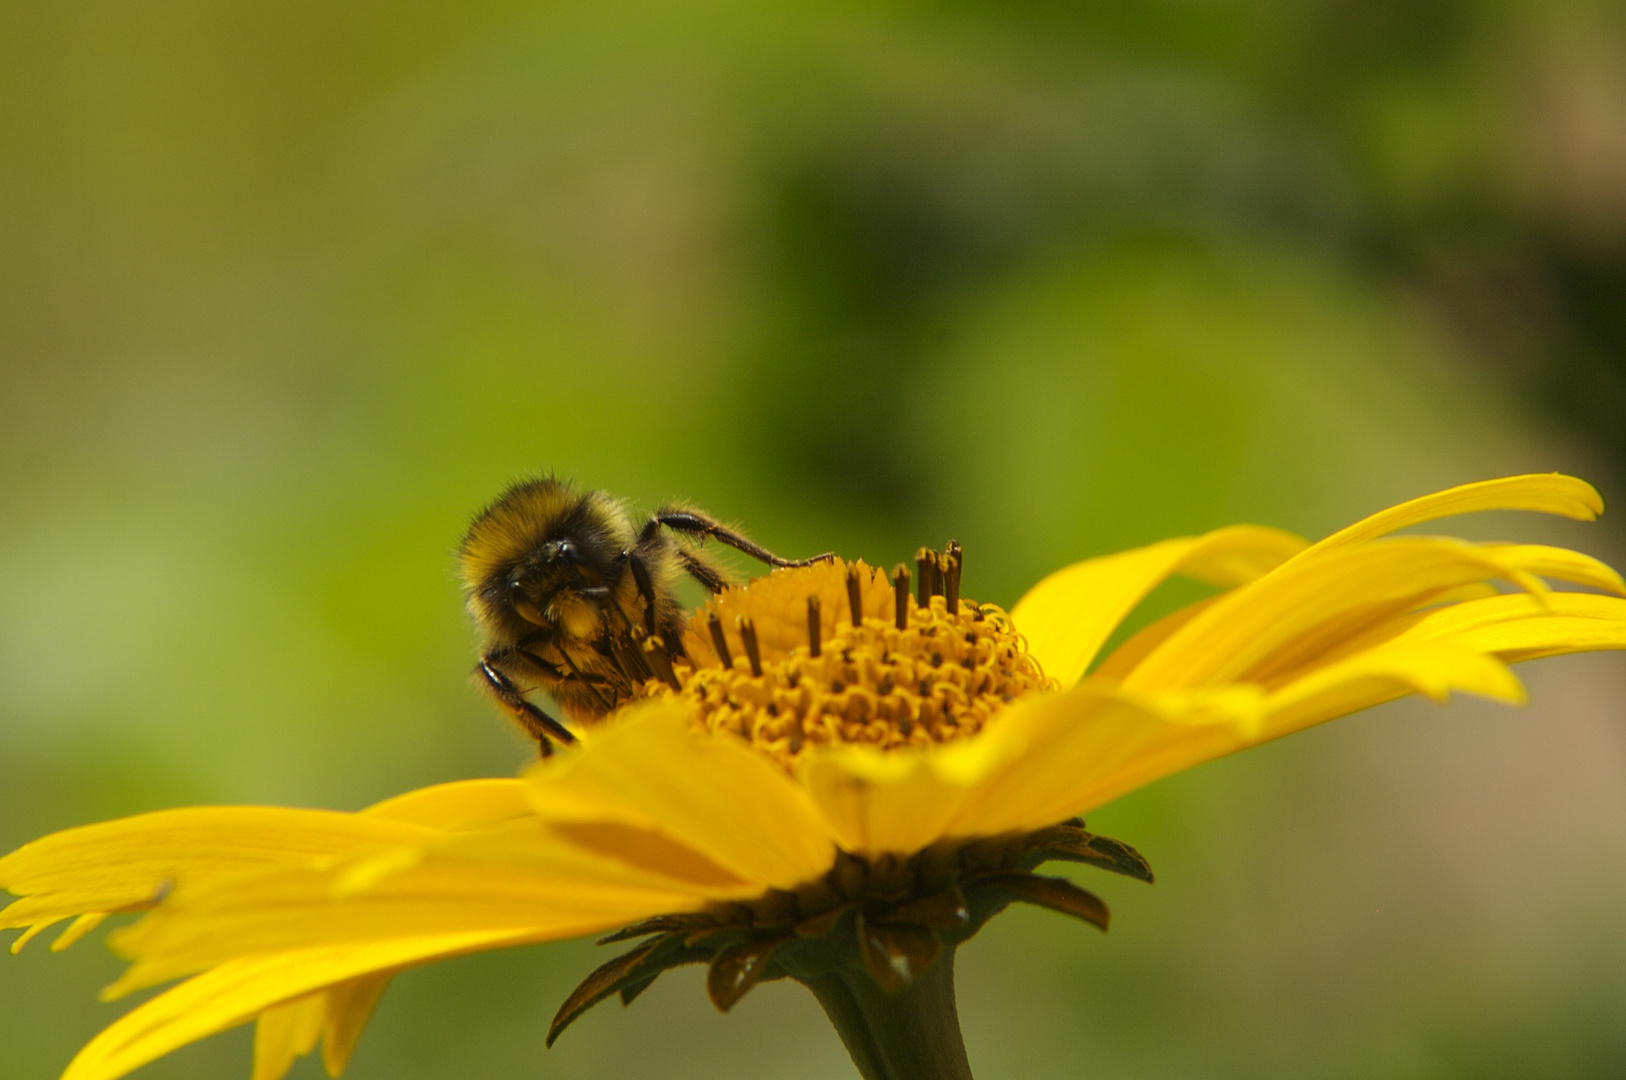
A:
[637, 553, 1055, 769]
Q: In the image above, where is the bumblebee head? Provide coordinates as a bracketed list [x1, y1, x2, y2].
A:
[502, 537, 610, 637]
[459, 478, 633, 643]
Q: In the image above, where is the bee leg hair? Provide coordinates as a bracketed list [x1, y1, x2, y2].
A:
[675, 546, 729, 594]
[476, 657, 577, 755]
[558, 649, 617, 712]
[508, 644, 567, 681]
[648, 506, 834, 568]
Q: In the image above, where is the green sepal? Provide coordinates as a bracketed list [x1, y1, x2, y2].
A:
[855, 913, 942, 993]
[973, 871, 1110, 931]
[1015, 823, 1155, 882]
[617, 975, 658, 1006]
[707, 935, 786, 1011]
[795, 902, 855, 939]
[880, 886, 969, 932]
[548, 931, 717, 1046]
[596, 912, 722, 945]
[554, 824, 1153, 1066]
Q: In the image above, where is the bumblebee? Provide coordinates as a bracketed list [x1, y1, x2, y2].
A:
[459, 477, 831, 754]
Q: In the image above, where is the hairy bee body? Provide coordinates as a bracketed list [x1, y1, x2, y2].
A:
[458, 477, 828, 752]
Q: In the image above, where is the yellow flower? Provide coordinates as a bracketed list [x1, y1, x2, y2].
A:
[7, 474, 1626, 1080]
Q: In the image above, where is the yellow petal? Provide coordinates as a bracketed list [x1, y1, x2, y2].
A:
[1292, 474, 1603, 560]
[1428, 582, 1504, 605]
[249, 976, 389, 1080]
[322, 973, 393, 1077]
[1123, 538, 1575, 691]
[252, 992, 325, 1080]
[0, 808, 438, 933]
[956, 648, 1515, 828]
[439, 816, 751, 892]
[1258, 643, 1527, 738]
[1235, 580, 1519, 691]
[62, 934, 542, 1080]
[1011, 525, 1307, 689]
[1397, 592, 1626, 662]
[526, 700, 838, 889]
[797, 738, 1001, 857]
[50, 912, 107, 953]
[993, 598, 1621, 824]
[8, 916, 66, 954]
[800, 689, 1231, 853]
[942, 688, 1250, 835]
[1474, 544, 1626, 594]
[1247, 571, 1626, 688]
[361, 779, 533, 830]
[1088, 595, 1221, 682]
[1072, 595, 1626, 814]
[106, 818, 747, 994]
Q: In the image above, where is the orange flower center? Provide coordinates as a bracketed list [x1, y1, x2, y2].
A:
[638, 554, 1055, 769]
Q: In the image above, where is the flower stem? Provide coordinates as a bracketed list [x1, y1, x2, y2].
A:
[801, 947, 974, 1080]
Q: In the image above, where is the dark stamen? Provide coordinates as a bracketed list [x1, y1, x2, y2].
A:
[737, 616, 763, 677]
[846, 566, 864, 628]
[807, 595, 822, 658]
[707, 613, 734, 670]
[893, 564, 911, 630]
[916, 548, 938, 607]
[944, 540, 962, 614]
[642, 637, 682, 691]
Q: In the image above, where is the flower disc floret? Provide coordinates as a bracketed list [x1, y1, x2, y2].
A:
[640, 558, 1055, 769]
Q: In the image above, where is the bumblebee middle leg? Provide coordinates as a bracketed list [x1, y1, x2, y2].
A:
[475, 656, 577, 756]
[645, 506, 834, 568]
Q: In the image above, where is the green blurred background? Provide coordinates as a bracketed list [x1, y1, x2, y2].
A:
[5, 1, 1626, 1077]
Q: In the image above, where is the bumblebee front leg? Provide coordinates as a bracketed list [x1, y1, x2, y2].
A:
[475, 656, 577, 756]
[621, 548, 662, 636]
[675, 547, 729, 593]
[647, 506, 833, 568]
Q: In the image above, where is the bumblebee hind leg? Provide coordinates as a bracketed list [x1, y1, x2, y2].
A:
[646, 505, 834, 568]
[475, 657, 577, 756]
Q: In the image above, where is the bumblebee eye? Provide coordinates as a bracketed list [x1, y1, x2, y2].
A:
[541, 539, 577, 564]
